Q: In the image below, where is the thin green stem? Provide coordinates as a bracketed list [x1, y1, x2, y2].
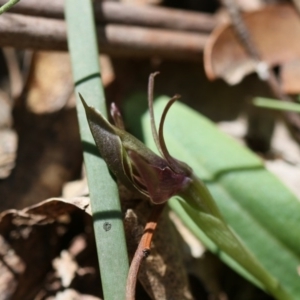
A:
[253, 97, 300, 113]
[65, 1, 129, 300]
[0, 0, 19, 15]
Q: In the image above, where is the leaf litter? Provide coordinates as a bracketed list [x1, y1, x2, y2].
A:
[1, 7, 297, 296]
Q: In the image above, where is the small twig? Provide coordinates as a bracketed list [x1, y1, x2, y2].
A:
[126, 204, 165, 300]
[0, 0, 19, 15]
[0, 0, 217, 33]
[221, 0, 300, 145]
[0, 13, 207, 61]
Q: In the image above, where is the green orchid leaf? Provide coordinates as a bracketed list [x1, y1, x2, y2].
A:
[142, 96, 300, 300]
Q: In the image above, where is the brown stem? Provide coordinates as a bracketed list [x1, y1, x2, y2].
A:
[0, 0, 217, 33]
[0, 13, 207, 61]
[126, 204, 165, 300]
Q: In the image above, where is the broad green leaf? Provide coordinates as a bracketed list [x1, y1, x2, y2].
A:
[142, 96, 300, 300]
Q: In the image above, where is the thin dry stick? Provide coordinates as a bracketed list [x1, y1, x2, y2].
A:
[221, 0, 300, 144]
[0, 13, 207, 61]
[126, 204, 166, 300]
[0, 0, 217, 33]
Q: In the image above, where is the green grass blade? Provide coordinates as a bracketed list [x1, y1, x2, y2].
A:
[65, 1, 129, 299]
[253, 97, 300, 113]
[141, 96, 300, 299]
[0, 0, 19, 15]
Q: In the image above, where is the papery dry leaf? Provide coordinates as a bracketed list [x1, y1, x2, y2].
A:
[0, 193, 193, 299]
[22, 197, 92, 217]
[0, 197, 103, 300]
[204, 4, 300, 89]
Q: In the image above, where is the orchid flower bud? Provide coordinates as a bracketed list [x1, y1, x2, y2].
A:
[80, 73, 192, 205]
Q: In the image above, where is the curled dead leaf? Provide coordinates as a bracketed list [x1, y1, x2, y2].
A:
[204, 4, 300, 92]
[0, 197, 104, 300]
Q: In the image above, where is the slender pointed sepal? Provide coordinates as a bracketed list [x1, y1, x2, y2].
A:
[80, 94, 136, 192]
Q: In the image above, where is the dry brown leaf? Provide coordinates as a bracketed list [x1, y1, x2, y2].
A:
[204, 4, 300, 90]
[0, 192, 194, 299]
[0, 197, 103, 300]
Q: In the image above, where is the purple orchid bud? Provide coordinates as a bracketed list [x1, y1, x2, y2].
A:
[80, 73, 191, 204]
